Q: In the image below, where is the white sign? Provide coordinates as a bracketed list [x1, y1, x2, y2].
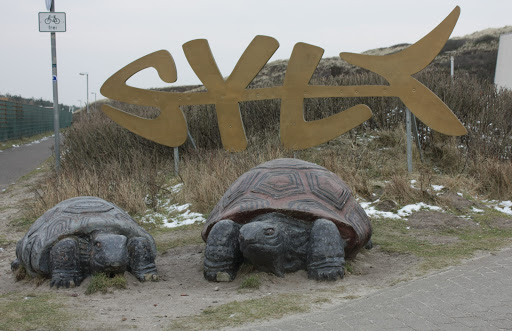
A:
[39, 12, 66, 32]
[495, 33, 512, 91]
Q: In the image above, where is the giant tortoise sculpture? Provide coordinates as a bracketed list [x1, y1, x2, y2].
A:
[11, 196, 158, 288]
[202, 158, 372, 282]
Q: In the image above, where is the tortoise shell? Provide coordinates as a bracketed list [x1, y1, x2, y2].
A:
[202, 158, 372, 257]
[16, 196, 157, 276]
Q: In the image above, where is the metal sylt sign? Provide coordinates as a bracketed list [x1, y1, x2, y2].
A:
[101, 6, 466, 151]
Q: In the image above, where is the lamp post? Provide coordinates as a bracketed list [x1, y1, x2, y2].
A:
[91, 92, 97, 112]
[79, 72, 89, 114]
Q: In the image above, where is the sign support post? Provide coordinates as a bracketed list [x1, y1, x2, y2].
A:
[406, 109, 413, 173]
[40, 1, 66, 172]
[50, 0, 60, 172]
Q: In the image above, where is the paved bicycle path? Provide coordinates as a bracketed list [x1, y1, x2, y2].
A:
[235, 247, 512, 330]
[0, 136, 56, 191]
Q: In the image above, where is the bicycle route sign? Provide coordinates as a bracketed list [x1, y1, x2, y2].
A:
[39, 12, 66, 32]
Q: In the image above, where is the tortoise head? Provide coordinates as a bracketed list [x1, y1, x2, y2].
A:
[238, 213, 287, 276]
[91, 233, 129, 275]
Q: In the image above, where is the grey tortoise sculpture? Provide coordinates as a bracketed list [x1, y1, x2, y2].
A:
[11, 196, 158, 288]
[202, 158, 372, 282]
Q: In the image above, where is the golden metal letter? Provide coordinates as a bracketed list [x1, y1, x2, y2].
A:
[183, 36, 279, 151]
[100, 50, 188, 147]
[280, 42, 372, 149]
[340, 6, 466, 136]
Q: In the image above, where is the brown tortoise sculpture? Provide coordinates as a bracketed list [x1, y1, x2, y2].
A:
[202, 158, 372, 282]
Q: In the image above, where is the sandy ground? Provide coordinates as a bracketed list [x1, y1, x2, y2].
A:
[0, 173, 505, 330]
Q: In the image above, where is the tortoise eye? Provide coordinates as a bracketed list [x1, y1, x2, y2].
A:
[95, 242, 101, 248]
[264, 228, 275, 236]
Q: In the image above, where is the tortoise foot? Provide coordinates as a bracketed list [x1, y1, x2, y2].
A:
[50, 271, 82, 288]
[308, 265, 344, 281]
[143, 272, 159, 282]
[204, 265, 237, 282]
[132, 264, 158, 282]
[11, 259, 20, 272]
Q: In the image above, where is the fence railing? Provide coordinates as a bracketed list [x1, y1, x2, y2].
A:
[0, 100, 73, 142]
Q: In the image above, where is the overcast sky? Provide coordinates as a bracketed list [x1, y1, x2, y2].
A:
[1, 0, 511, 107]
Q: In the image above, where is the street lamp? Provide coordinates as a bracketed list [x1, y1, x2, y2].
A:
[79, 72, 89, 114]
[91, 92, 97, 112]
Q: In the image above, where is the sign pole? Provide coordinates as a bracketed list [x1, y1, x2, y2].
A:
[50, 0, 60, 172]
[406, 108, 413, 173]
[174, 147, 179, 176]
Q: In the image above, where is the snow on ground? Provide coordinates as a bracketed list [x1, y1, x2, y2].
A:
[431, 185, 444, 192]
[360, 200, 442, 220]
[486, 200, 512, 216]
[471, 206, 485, 213]
[10, 135, 52, 148]
[140, 184, 206, 228]
[360, 201, 401, 219]
[361, 184, 512, 220]
[397, 202, 442, 217]
[140, 183, 512, 228]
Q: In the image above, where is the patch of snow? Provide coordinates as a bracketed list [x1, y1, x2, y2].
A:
[141, 196, 205, 228]
[410, 180, 417, 188]
[397, 203, 442, 217]
[361, 201, 443, 219]
[360, 202, 401, 220]
[493, 201, 512, 216]
[432, 185, 444, 192]
[171, 183, 183, 193]
[471, 207, 485, 213]
[457, 192, 463, 197]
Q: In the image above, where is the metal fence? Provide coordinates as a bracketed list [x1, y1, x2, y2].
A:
[0, 100, 73, 142]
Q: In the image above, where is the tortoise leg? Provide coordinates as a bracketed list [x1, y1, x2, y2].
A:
[127, 237, 158, 282]
[50, 237, 83, 288]
[204, 220, 243, 282]
[307, 219, 346, 281]
[10, 259, 20, 273]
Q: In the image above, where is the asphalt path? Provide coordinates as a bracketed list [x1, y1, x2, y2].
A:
[0, 136, 57, 191]
[235, 247, 512, 330]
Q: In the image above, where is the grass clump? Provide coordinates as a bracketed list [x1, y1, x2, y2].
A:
[170, 294, 307, 330]
[239, 275, 261, 290]
[0, 293, 70, 330]
[0, 235, 10, 247]
[85, 273, 127, 295]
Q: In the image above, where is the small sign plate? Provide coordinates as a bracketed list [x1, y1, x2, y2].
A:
[39, 12, 66, 32]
